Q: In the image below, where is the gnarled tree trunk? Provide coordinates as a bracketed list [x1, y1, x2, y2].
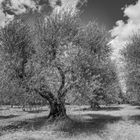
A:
[37, 66, 71, 121]
[38, 89, 67, 121]
[48, 99, 66, 120]
[90, 100, 100, 110]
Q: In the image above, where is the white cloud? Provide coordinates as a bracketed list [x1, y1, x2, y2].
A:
[109, 0, 140, 93]
[4, 0, 36, 14]
[110, 0, 140, 60]
[53, 0, 86, 14]
[0, 0, 37, 26]
[0, 10, 6, 27]
[0, 0, 86, 26]
[124, 0, 140, 22]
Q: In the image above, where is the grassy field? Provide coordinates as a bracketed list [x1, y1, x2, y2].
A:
[0, 104, 140, 140]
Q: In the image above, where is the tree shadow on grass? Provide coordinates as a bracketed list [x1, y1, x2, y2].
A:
[130, 103, 140, 106]
[129, 115, 140, 123]
[0, 116, 48, 132]
[74, 106, 122, 112]
[25, 110, 46, 114]
[136, 107, 140, 110]
[59, 114, 122, 136]
[0, 107, 10, 111]
[0, 113, 122, 137]
[0, 115, 18, 119]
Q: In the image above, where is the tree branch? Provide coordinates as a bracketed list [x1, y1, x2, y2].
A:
[61, 81, 79, 97]
[56, 66, 65, 97]
[34, 88, 56, 103]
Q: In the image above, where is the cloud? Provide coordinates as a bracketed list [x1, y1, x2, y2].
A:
[109, 0, 140, 60]
[0, 0, 86, 26]
[1, 0, 37, 15]
[124, 0, 140, 22]
[52, 0, 87, 8]
[109, 0, 140, 93]
[52, 0, 87, 14]
[0, 10, 6, 27]
[0, 0, 38, 26]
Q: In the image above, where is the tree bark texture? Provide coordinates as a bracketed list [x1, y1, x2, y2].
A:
[38, 90, 67, 120]
[90, 100, 100, 110]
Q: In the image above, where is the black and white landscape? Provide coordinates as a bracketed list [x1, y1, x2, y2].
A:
[0, 0, 140, 140]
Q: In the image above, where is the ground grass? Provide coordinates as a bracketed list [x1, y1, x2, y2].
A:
[0, 104, 140, 140]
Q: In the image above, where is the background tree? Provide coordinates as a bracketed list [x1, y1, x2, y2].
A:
[102, 62, 123, 105]
[122, 34, 140, 104]
[0, 19, 35, 107]
[72, 21, 115, 110]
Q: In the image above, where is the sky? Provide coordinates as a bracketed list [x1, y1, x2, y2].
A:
[0, 0, 81, 26]
[81, 0, 140, 93]
[81, 0, 137, 29]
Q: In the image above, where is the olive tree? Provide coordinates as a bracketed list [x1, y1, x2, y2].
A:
[72, 21, 113, 109]
[30, 10, 111, 118]
[122, 34, 140, 104]
[0, 9, 113, 120]
[28, 9, 82, 120]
